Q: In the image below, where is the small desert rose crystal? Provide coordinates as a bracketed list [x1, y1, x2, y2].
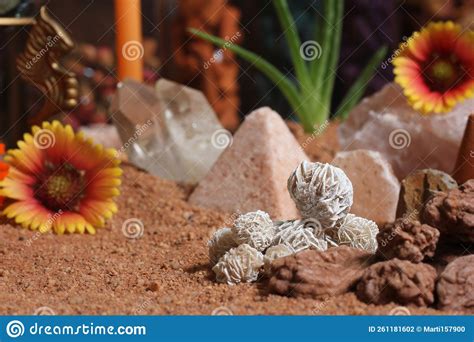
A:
[328, 214, 379, 253]
[189, 107, 309, 220]
[437, 255, 474, 313]
[356, 259, 437, 307]
[396, 169, 457, 221]
[208, 227, 238, 265]
[263, 244, 294, 273]
[287, 161, 353, 229]
[231, 210, 275, 251]
[338, 83, 473, 179]
[212, 244, 264, 285]
[376, 218, 439, 263]
[268, 246, 373, 299]
[272, 219, 328, 253]
[332, 149, 399, 225]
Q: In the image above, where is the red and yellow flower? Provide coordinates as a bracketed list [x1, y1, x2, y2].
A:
[0, 144, 9, 207]
[0, 121, 121, 234]
[393, 21, 474, 114]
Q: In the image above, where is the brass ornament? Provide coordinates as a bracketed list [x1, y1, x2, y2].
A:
[14, 6, 79, 124]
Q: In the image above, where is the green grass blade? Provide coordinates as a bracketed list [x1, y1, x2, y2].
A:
[188, 28, 301, 113]
[310, 0, 339, 85]
[335, 46, 388, 120]
[273, 0, 311, 88]
[321, 0, 343, 104]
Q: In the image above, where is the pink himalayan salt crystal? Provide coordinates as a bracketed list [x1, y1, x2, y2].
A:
[338, 83, 473, 180]
[332, 149, 400, 225]
[189, 107, 308, 220]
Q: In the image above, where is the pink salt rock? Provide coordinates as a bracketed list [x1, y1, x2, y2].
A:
[189, 107, 308, 220]
[332, 149, 400, 225]
[338, 83, 473, 180]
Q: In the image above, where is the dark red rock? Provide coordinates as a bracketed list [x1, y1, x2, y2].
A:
[437, 255, 474, 313]
[376, 218, 439, 263]
[356, 259, 437, 307]
[422, 180, 474, 243]
[268, 246, 373, 299]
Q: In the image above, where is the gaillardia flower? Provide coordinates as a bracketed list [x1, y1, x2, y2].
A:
[0, 144, 9, 207]
[393, 21, 474, 114]
[0, 121, 122, 234]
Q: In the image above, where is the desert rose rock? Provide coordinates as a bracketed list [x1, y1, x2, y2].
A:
[208, 227, 238, 265]
[268, 246, 373, 299]
[111, 79, 225, 183]
[328, 214, 379, 253]
[212, 244, 264, 285]
[356, 259, 437, 306]
[437, 255, 474, 313]
[287, 161, 353, 229]
[376, 218, 439, 263]
[332, 149, 399, 224]
[396, 169, 458, 221]
[189, 107, 308, 220]
[422, 180, 474, 243]
[338, 83, 473, 180]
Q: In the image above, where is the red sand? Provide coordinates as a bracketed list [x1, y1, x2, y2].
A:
[0, 163, 457, 315]
[0, 124, 463, 315]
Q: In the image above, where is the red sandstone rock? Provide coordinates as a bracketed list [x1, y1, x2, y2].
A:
[356, 259, 437, 307]
[332, 149, 400, 225]
[437, 255, 474, 313]
[189, 107, 308, 220]
[268, 246, 373, 299]
[422, 180, 474, 243]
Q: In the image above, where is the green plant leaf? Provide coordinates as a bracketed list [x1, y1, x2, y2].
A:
[188, 28, 301, 113]
[335, 46, 388, 120]
[310, 0, 341, 85]
[273, 0, 311, 89]
[320, 0, 344, 105]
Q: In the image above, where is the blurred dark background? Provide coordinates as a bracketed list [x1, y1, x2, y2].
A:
[0, 0, 473, 145]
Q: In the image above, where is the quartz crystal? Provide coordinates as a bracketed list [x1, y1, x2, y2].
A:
[111, 79, 225, 183]
[338, 83, 473, 180]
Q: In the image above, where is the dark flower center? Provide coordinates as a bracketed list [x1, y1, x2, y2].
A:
[35, 162, 85, 211]
[423, 54, 465, 92]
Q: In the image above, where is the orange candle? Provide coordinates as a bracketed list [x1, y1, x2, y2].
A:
[114, 0, 143, 81]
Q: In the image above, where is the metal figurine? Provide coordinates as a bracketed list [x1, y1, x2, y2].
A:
[15, 6, 78, 124]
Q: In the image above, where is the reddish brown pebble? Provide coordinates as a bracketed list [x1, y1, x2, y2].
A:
[146, 281, 160, 292]
[453, 114, 474, 184]
[356, 259, 437, 307]
[376, 218, 440, 263]
[396, 169, 457, 220]
[332, 149, 400, 225]
[189, 107, 308, 220]
[268, 246, 373, 299]
[422, 180, 474, 243]
[437, 255, 474, 313]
